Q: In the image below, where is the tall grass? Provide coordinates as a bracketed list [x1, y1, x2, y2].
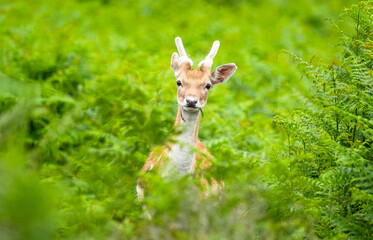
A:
[0, 0, 369, 239]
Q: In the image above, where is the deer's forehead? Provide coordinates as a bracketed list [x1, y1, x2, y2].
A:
[179, 70, 210, 84]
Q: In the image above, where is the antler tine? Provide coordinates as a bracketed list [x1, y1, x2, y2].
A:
[206, 40, 220, 61]
[198, 40, 220, 71]
[175, 37, 193, 67]
[175, 37, 187, 57]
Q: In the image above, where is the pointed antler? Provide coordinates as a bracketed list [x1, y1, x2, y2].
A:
[175, 37, 187, 57]
[198, 40, 220, 72]
[175, 37, 193, 68]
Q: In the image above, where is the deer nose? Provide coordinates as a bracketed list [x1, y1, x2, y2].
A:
[186, 98, 198, 107]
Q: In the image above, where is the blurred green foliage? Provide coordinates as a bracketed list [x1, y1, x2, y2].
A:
[276, 3, 373, 238]
[0, 0, 371, 239]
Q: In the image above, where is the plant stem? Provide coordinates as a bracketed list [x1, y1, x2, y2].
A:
[352, 108, 358, 144]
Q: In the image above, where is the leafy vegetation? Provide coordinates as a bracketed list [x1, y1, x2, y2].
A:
[276, 3, 373, 238]
[0, 0, 371, 239]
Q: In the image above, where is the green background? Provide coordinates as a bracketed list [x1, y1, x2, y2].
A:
[1, 0, 372, 239]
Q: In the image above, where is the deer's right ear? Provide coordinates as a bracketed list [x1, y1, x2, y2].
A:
[171, 52, 180, 72]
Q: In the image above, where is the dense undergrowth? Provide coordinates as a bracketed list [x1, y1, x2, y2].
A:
[276, 3, 373, 238]
[0, 0, 371, 239]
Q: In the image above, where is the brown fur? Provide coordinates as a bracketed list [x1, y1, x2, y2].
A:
[137, 38, 236, 199]
[138, 103, 220, 196]
[140, 139, 213, 174]
[176, 69, 211, 108]
[139, 105, 219, 191]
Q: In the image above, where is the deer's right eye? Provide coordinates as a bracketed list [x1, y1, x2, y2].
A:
[176, 80, 182, 87]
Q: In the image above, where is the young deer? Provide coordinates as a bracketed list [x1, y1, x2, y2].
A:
[137, 37, 237, 199]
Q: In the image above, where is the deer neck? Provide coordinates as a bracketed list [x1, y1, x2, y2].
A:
[169, 105, 200, 174]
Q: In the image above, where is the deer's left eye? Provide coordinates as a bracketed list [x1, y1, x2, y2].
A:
[176, 80, 182, 87]
[205, 83, 212, 90]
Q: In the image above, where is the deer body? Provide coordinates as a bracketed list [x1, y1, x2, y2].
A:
[169, 108, 200, 174]
[137, 37, 237, 199]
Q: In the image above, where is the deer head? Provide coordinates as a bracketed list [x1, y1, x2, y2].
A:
[171, 37, 237, 113]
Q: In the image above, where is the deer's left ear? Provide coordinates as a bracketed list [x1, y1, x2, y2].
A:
[210, 63, 237, 85]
